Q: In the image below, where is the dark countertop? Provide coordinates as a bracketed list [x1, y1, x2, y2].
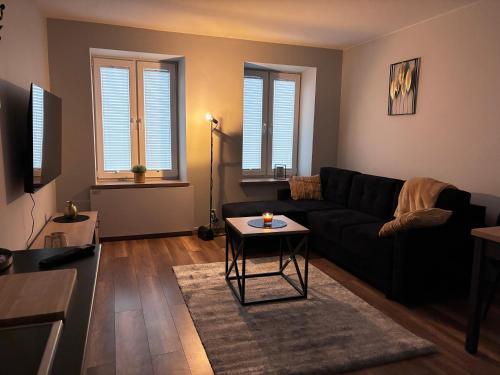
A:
[0, 245, 101, 374]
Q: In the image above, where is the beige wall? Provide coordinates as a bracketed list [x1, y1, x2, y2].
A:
[338, 0, 500, 224]
[46, 20, 342, 226]
[0, 0, 56, 250]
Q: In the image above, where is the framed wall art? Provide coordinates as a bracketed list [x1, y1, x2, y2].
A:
[388, 57, 420, 115]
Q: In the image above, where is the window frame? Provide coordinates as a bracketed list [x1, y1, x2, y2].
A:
[92, 57, 179, 181]
[242, 69, 300, 178]
[242, 69, 269, 177]
[267, 72, 300, 177]
[136, 61, 179, 178]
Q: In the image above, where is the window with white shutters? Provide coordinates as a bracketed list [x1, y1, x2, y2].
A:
[92, 57, 178, 180]
[242, 69, 300, 177]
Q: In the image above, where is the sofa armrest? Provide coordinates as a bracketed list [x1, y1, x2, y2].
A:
[391, 221, 471, 303]
[277, 188, 292, 201]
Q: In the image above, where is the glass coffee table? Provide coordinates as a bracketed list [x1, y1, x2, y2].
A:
[225, 215, 310, 305]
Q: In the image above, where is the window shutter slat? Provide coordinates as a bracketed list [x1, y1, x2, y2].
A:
[271, 79, 296, 169]
[100, 67, 132, 172]
[242, 76, 264, 170]
[143, 68, 172, 170]
[32, 85, 44, 169]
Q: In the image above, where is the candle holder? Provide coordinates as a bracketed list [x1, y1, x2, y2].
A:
[262, 212, 273, 227]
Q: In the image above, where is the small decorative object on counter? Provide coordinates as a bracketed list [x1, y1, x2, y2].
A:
[44, 232, 69, 248]
[64, 200, 78, 219]
[274, 164, 286, 180]
[132, 164, 147, 183]
[262, 212, 273, 227]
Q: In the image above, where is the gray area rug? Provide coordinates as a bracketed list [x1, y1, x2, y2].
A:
[173, 257, 435, 374]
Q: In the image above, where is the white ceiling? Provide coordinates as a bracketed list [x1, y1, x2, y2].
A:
[36, 0, 477, 49]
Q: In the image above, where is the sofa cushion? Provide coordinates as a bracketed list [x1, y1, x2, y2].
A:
[307, 209, 380, 244]
[342, 222, 394, 255]
[379, 208, 452, 237]
[340, 222, 395, 291]
[347, 174, 404, 220]
[289, 175, 322, 200]
[320, 167, 359, 206]
[435, 188, 471, 211]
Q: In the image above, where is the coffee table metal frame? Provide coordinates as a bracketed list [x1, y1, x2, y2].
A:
[225, 216, 309, 306]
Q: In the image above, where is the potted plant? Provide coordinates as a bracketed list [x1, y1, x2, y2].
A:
[131, 164, 147, 183]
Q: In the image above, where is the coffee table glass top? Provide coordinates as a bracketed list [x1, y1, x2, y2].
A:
[226, 215, 309, 237]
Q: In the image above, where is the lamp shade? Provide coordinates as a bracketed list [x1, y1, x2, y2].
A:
[205, 112, 218, 124]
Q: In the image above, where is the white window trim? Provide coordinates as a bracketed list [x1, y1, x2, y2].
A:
[92, 57, 179, 180]
[242, 69, 300, 178]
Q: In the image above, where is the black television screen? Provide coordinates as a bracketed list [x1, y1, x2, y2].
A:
[25, 84, 62, 193]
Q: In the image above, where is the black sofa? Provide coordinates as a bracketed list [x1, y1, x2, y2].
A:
[222, 167, 472, 304]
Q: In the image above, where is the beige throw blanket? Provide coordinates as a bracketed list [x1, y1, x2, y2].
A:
[394, 177, 455, 218]
[379, 177, 456, 237]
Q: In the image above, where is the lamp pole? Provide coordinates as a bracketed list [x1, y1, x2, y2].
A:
[198, 113, 219, 241]
[209, 119, 214, 229]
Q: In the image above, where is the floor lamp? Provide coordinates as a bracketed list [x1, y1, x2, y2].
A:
[198, 113, 219, 241]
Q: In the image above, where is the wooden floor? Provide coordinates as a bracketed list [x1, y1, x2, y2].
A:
[84, 235, 500, 375]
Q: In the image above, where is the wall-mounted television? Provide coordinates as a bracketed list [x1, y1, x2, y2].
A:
[25, 84, 62, 193]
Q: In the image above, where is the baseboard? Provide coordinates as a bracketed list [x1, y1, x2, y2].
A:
[100, 230, 194, 242]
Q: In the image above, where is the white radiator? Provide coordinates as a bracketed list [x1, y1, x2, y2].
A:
[90, 186, 194, 238]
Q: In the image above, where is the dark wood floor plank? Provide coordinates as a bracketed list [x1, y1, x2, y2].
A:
[115, 310, 154, 375]
[183, 235, 224, 263]
[111, 241, 129, 258]
[186, 248, 211, 264]
[98, 243, 117, 282]
[127, 240, 158, 278]
[84, 273, 115, 369]
[171, 304, 213, 375]
[86, 363, 116, 375]
[114, 256, 142, 312]
[138, 275, 183, 355]
[180, 236, 202, 252]
[163, 237, 194, 265]
[146, 238, 173, 261]
[153, 254, 186, 306]
[152, 351, 192, 375]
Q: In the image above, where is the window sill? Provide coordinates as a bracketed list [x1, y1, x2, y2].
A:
[92, 179, 190, 190]
[240, 178, 289, 185]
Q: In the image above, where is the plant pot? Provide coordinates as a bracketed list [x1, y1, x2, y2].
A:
[134, 172, 146, 183]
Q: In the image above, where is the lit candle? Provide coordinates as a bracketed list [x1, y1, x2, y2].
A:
[262, 212, 273, 227]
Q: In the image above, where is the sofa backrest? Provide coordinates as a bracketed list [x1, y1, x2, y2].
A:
[435, 188, 471, 211]
[347, 174, 404, 219]
[435, 188, 471, 229]
[320, 167, 359, 206]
